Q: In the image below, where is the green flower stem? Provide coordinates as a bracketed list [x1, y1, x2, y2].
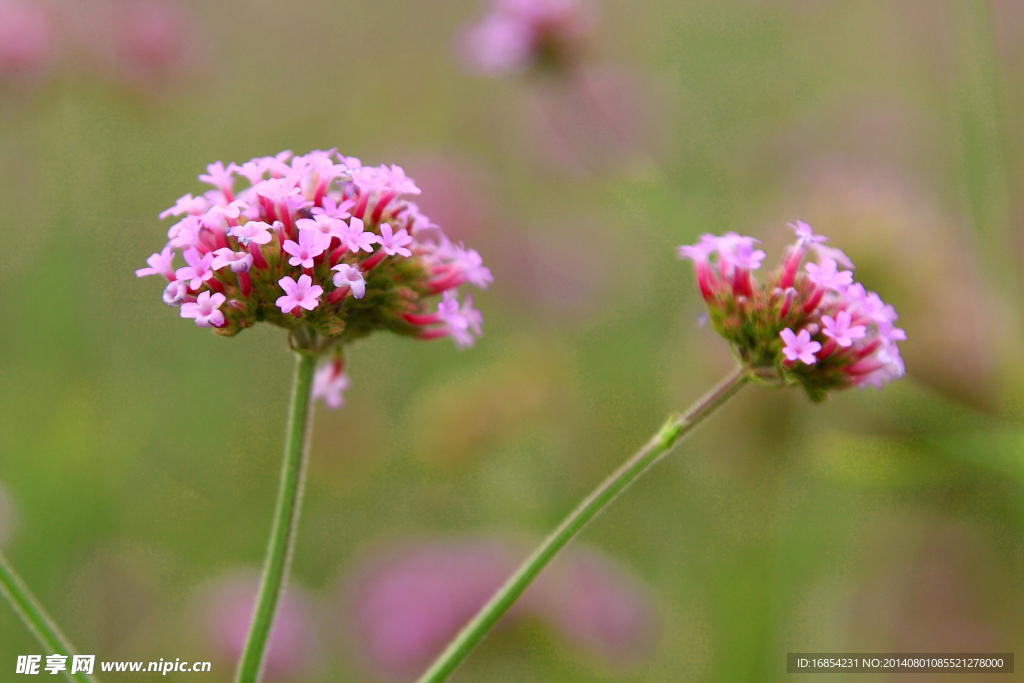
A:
[415, 366, 750, 683]
[0, 554, 99, 683]
[234, 351, 316, 683]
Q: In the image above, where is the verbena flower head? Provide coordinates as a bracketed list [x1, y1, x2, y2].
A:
[678, 221, 905, 402]
[459, 0, 595, 75]
[138, 150, 491, 406]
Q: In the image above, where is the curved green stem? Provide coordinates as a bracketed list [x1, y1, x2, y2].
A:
[0, 554, 99, 683]
[234, 351, 316, 683]
[415, 366, 750, 683]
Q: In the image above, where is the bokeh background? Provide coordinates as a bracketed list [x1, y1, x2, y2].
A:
[1, 0, 1023, 681]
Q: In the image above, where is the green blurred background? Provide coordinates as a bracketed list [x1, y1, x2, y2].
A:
[1, 0, 1023, 680]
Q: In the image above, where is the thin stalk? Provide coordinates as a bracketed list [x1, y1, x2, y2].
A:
[415, 366, 750, 683]
[0, 555, 99, 683]
[234, 351, 316, 683]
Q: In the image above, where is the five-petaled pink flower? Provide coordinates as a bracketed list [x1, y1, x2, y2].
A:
[377, 224, 413, 257]
[283, 229, 328, 269]
[331, 264, 366, 299]
[295, 214, 343, 245]
[199, 161, 239, 197]
[136, 246, 176, 279]
[455, 247, 494, 289]
[805, 258, 853, 291]
[311, 196, 354, 220]
[821, 310, 866, 348]
[181, 291, 226, 327]
[159, 193, 208, 220]
[780, 328, 821, 365]
[788, 220, 827, 245]
[175, 247, 216, 290]
[212, 248, 253, 273]
[722, 237, 765, 271]
[228, 221, 274, 246]
[255, 178, 301, 203]
[381, 164, 421, 196]
[312, 364, 351, 409]
[813, 244, 855, 270]
[676, 234, 718, 263]
[437, 291, 484, 348]
[339, 218, 378, 254]
[276, 275, 323, 314]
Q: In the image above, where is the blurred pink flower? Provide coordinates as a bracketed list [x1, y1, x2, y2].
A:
[346, 538, 658, 679]
[0, 1, 57, 83]
[112, 0, 195, 86]
[312, 359, 350, 410]
[349, 540, 516, 680]
[63, 0, 202, 93]
[536, 547, 660, 668]
[458, 0, 596, 75]
[204, 574, 318, 680]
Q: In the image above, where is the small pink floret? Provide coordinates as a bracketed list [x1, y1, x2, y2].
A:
[787, 220, 827, 245]
[228, 221, 274, 246]
[677, 234, 718, 262]
[311, 196, 354, 221]
[199, 161, 238, 192]
[180, 291, 226, 327]
[804, 258, 853, 291]
[780, 328, 821, 365]
[276, 275, 323, 314]
[136, 246, 175, 278]
[211, 248, 253, 273]
[437, 291, 483, 348]
[378, 224, 413, 257]
[283, 228, 327, 268]
[340, 217, 378, 254]
[160, 193, 208, 220]
[312, 364, 351, 409]
[331, 264, 366, 299]
[821, 310, 866, 348]
[295, 215, 343, 245]
[175, 247, 215, 289]
[723, 237, 766, 271]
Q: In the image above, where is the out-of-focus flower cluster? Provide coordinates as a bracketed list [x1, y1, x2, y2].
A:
[459, 0, 595, 75]
[678, 221, 905, 401]
[348, 539, 657, 679]
[137, 150, 491, 406]
[0, 0, 200, 93]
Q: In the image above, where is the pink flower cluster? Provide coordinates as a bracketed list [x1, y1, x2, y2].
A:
[678, 221, 905, 400]
[459, 0, 595, 75]
[138, 150, 492, 407]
